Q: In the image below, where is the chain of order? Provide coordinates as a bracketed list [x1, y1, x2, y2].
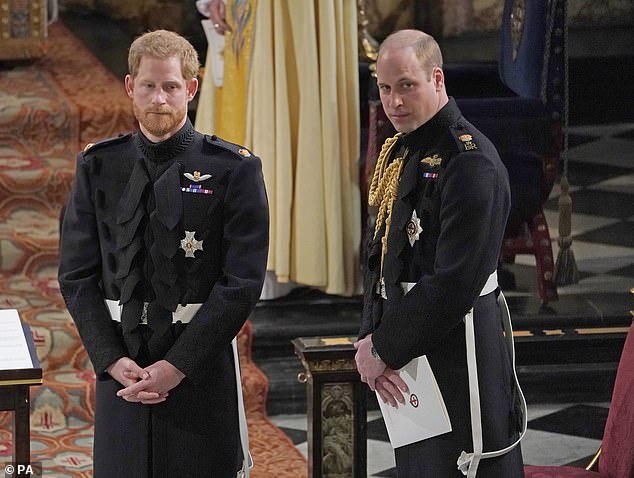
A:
[368, 133, 406, 285]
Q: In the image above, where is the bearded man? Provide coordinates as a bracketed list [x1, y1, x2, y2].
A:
[58, 30, 269, 478]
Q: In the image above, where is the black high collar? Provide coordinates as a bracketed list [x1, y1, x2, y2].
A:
[136, 117, 195, 163]
[400, 97, 461, 151]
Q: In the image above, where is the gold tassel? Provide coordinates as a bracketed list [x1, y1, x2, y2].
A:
[368, 134, 405, 295]
[554, 175, 579, 285]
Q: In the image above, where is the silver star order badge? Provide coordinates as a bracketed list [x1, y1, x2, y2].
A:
[180, 231, 204, 258]
[406, 210, 423, 247]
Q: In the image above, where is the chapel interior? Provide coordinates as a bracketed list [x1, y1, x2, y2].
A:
[0, 0, 632, 477]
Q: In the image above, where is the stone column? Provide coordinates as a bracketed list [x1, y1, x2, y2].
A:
[293, 336, 367, 478]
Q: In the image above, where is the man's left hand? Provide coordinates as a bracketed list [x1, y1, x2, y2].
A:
[116, 360, 185, 405]
[375, 368, 408, 407]
[354, 334, 386, 390]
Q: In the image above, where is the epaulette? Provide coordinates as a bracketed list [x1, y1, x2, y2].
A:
[205, 134, 253, 159]
[82, 133, 132, 154]
[449, 124, 478, 152]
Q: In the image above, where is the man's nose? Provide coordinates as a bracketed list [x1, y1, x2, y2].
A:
[390, 93, 403, 108]
[151, 88, 168, 103]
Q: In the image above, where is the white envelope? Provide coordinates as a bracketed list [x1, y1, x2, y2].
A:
[377, 355, 452, 449]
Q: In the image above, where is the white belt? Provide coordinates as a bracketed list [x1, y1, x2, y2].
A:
[400, 270, 499, 298]
[458, 275, 527, 477]
[104, 300, 202, 324]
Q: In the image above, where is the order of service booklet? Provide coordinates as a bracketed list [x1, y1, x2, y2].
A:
[377, 355, 452, 449]
[0, 309, 34, 370]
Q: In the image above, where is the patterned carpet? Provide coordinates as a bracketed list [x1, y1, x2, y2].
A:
[0, 22, 306, 478]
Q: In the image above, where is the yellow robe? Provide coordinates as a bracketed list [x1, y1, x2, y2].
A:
[197, 0, 360, 296]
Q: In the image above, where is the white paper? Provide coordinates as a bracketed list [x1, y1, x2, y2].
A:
[0, 309, 34, 370]
[201, 19, 225, 87]
[377, 355, 452, 449]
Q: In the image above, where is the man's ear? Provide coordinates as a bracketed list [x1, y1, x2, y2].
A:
[186, 78, 199, 102]
[432, 67, 444, 91]
[124, 74, 134, 98]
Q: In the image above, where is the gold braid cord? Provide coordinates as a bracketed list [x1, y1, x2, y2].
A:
[368, 133, 406, 285]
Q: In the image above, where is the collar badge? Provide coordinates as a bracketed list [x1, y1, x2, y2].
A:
[459, 134, 478, 151]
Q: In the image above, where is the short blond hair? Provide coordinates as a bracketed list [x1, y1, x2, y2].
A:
[128, 29, 199, 80]
[380, 29, 443, 79]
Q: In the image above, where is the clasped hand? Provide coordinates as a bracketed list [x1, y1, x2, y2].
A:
[354, 335, 409, 407]
[107, 357, 185, 405]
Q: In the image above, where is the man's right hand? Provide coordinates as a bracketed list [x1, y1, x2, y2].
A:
[106, 357, 172, 405]
[107, 357, 149, 388]
[208, 0, 231, 35]
[106, 357, 164, 404]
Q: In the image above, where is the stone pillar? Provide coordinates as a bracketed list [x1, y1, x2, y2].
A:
[293, 336, 367, 478]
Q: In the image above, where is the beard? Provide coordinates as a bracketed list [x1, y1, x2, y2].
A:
[133, 102, 187, 139]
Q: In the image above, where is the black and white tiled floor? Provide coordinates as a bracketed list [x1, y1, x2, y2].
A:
[270, 122, 634, 476]
[271, 403, 609, 476]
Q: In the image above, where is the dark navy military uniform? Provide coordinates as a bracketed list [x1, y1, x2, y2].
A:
[58, 118, 269, 478]
[360, 99, 524, 477]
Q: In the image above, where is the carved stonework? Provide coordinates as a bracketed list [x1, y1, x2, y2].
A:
[321, 383, 355, 478]
[0, 0, 48, 59]
[363, 0, 415, 41]
[358, 0, 378, 62]
[510, 0, 525, 60]
[569, 0, 634, 27]
[308, 358, 357, 373]
[59, 0, 186, 33]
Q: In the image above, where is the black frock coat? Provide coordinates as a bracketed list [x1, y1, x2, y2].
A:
[58, 119, 269, 478]
[360, 99, 524, 477]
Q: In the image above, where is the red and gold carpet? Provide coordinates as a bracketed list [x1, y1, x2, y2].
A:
[0, 21, 306, 478]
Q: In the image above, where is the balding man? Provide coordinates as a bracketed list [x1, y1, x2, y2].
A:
[355, 29, 525, 477]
